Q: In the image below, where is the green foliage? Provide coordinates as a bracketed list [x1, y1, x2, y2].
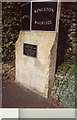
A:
[2, 2, 21, 61]
[57, 63, 70, 75]
[55, 79, 59, 87]
[51, 61, 76, 108]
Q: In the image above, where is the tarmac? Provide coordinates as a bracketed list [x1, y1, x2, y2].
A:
[2, 80, 54, 108]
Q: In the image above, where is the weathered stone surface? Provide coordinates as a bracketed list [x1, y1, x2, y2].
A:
[15, 31, 57, 97]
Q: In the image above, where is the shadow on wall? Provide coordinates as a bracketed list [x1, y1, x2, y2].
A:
[56, 21, 68, 71]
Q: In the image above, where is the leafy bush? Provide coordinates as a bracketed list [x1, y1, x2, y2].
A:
[2, 2, 21, 61]
[51, 2, 77, 108]
[51, 61, 77, 108]
[2, 2, 31, 61]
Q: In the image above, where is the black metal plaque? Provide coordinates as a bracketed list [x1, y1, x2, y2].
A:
[32, 2, 57, 31]
[23, 43, 37, 57]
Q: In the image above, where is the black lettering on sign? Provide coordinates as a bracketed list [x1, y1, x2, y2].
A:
[32, 2, 57, 31]
[23, 43, 37, 57]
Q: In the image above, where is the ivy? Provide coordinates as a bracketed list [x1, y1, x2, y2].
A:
[51, 62, 76, 108]
[2, 2, 21, 61]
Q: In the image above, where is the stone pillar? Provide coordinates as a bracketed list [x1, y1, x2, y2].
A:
[15, 0, 60, 98]
[15, 31, 58, 97]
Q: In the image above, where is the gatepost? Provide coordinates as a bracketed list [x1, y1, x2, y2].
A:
[15, 0, 60, 98]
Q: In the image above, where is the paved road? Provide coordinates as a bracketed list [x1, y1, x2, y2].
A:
[2, 80, 54, 108]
